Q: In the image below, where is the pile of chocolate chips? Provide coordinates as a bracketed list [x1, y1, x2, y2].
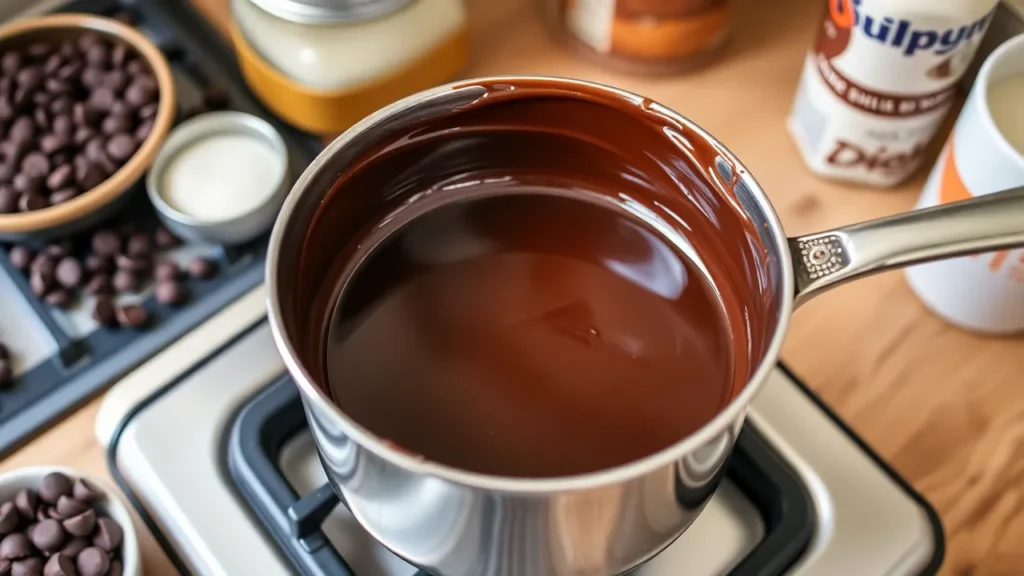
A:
[5, 223, 219, 327]
[0, 472, 124, 576]
[0, 31, 160, 213]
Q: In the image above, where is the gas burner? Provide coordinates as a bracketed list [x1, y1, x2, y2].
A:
[96, 287, 943, 575]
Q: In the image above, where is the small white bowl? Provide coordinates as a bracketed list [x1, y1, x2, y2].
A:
[0, 466, 140, 576]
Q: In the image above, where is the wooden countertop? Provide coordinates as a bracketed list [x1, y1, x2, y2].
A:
[3, 0, 1022, 574]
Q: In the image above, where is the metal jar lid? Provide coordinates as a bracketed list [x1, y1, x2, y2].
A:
[248, 0, 416, 24]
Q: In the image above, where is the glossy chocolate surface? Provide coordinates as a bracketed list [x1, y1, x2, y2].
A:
[295, 79, 775, 478]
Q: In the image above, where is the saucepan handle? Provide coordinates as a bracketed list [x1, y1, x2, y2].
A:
[790, 185, 1024, 307]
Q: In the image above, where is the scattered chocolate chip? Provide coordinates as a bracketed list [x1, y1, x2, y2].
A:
[29, 519, 64, 553]
[39, 473, 73, 504]
[154, 280, 187, 306]
[188, 257, 217, 279]
[83, 255, 111, 274]
[153, 260, 179, 281]
[29, 268, 52, 297]
[75, 547, 107, 576]
[0, 533, 32, 560]
[11, 556, 42, 576]
[84, 274, 112, 296]
[43, 553, 75, 576]
[70, 481, 100, 504]
[14, 490, 37, 520]
[113, 255, 147, 274]
[60, 509, 94, 539]
[91, 297, 116, 327]
[44, 289, 74, 310]
[153, 225, 179, 249]
[45, 241, 71, 259]
[8, 246, 33, 271]
[54, 257, 83, 289]
[0, 503, 20, 536]
[90, 231, 120, 256]
[124, 233, 150, 258]
[110, 270, 138, 294]
[30, 253, 56, 276]
[115, 304, 148, 328]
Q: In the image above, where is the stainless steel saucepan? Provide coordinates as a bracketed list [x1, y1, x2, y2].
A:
[266, 76, 1024, 576]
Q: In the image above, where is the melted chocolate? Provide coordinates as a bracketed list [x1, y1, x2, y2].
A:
[294, 79, 776, 478]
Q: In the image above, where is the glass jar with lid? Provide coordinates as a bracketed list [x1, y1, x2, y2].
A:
[230, 0, 469, 134]
[540, 0, 731, 75]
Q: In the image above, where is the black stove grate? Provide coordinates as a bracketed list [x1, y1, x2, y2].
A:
[0, 0, 322, 457]
[227, 375, 816, 576]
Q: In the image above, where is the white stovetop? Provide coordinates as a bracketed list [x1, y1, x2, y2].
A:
[94, 285, 937, 576]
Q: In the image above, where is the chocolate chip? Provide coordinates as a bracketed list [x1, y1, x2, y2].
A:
[11, 556, 42, 576]
[124, 234, 150, 258]
[91, 297, 116, 327]
[74, 548, 106, 576]
[43, 553, 74, 576]
[14, 491, 37, 520]
[33, 107, 49, 131]
[83, 255, 111, 274]
[72, 103, 99, 127]
[90, 230, 120, 256]
[60, 510, 93, 539]
[48, 188, 78, 206]
[0, 533, 32, 560]
[104, 134, 136, 162]
[84, 44, 108, 68]
[45, 162, 73, 191]
[58, 538, 87, 559]
[10, 116, 36, 143]
[155, 280, 187, 306]
[125, 60, 146, 77]
[0, 186, 16, 214]
[153, 260, 180, 281]
[40, 136, 71, 157]
[90, 518, 120, 552]
[29, 519, 64, 553]
[100, 114, 131, 136]
[108, 558, 122, 576]
[49, 98, 72, 117]
[137, 102, 157, 120]
[86, 88, 114, 113]
[35, 508, 48, 523]
[134, 120, 152, 142]
[29, 268, 52, 297]
[115, 304, 148, 328]
[44, 78, 70, 96]
[54, 258, 83, 289]
[53, 497, 86, 521]
[0, 558, 9, 576]
[188, 257, 217, 279]
[7, 246, 32, 271]
[46, 241, 72, 259]
[0, 503, 20, 536]
[84, 274, 111, 296]
[153, 225, 179, 249]
[44, 289, 73, 310]
[70, 481, 100, 504]
[26, 42, 52, 60]
[39, 473, 73, 504]
[55, 62, 80, 81]
[18, 194, 46, 212]
[110, 270, 137, 293]
[114, 255, 147, 274]
[124, 78, 157, 108]
[1, 52, 21, 75]
[30, 253, 55, 276]
[72, 126, 94, 147]
[19, 153, 49, 180]
[16, 67, 41, 91]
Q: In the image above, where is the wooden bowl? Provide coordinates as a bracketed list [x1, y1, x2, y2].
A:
[0, 13, 176, 240]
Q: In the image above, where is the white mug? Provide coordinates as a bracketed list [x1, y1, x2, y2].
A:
[905, 34, 1024, 334]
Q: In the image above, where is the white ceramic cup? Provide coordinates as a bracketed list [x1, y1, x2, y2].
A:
[905, 34, 1024, 334]
[0, 466, 141, 576]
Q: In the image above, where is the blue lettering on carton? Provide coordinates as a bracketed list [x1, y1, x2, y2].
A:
[842, 0, 994, 57]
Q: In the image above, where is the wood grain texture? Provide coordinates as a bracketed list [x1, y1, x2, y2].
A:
[2, 0, 1021, 574]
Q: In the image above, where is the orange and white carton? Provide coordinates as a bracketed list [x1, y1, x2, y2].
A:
[905, 34, 1024, 334]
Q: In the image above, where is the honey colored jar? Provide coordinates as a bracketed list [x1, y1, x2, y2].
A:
[230, 0, 469, 134]
[541, 0, 731, 74]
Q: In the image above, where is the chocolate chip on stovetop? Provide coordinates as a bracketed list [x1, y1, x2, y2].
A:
[75, 547, 107, 576]
[39, 473, 73, 505]
[0, 502, 19, 536]
[115, 304, 148, 328]
[90, 230, 120, 256]
[188, 257, 217, 279]
[84, 274, 112, 296]
[155, 280, 187, 306]
[7, 245, 33, 270]
[0, 533, 32, 560]
[12, 556, 43, 576]
[110, 269, 138, 294]
[153, 225, 180, 249]
[54, 257, 83, 289]
[44, 289, 74, 310]
[14, 490, 37, 520]
[44, 553, 75, 576]
[91, 297, 116, 327]
[29, 519, 64, 553]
